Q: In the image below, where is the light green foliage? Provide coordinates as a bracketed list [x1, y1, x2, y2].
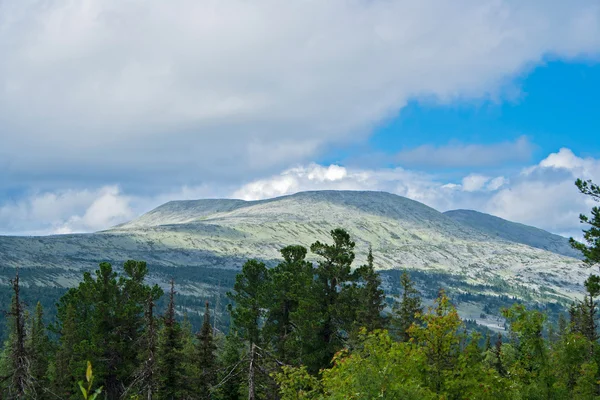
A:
[78, 361, 102, 400]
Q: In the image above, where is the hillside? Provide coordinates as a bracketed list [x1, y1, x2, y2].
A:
[444, 209, 581, 259]
[0, 190, 590, 329]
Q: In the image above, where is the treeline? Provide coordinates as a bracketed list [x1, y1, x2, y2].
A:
[0, 178, 598, 399]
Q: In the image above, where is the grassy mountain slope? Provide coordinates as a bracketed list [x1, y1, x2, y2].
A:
[0, 190, 590, 330]
[444, 209, 581, 258]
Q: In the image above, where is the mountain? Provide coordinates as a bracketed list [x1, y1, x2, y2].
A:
[0, 190, 591, 330]
[444, 209, 581, 259]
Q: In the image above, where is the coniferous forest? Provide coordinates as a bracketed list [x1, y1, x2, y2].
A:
[0, 179, 599, 399]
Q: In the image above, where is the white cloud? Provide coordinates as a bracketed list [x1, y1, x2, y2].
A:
[396, 136, 535, 168]
[461, 174, 491, 192]
[231, 149, 600, 238]
[2, 148, 599, 237]
[0, 1, 599, 189]
[0, 186, 134, 235]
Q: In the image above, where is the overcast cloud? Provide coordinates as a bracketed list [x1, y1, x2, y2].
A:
[1, 0, 600, 192]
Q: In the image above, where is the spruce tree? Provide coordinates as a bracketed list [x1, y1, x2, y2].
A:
[303, 228, 358, 372]
[264, 245, 312, 364]
[228, 259, 269, 347]
[570, 178, 600, 266]
[354, 246, 386, 332]
[157, 280, 185, 400]
[27, 302, 50, 399]
[195, 302, 217, 399]
[52, 302, 79, 399]
[5, 271, 31, 399]
[215, 334, 244, 400]
[393, 271, 423, 342]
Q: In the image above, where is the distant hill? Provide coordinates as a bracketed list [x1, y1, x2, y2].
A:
[444, 209, 581, 259]
[0, 190, 591, 329]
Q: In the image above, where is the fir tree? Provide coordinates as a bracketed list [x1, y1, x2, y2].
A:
[570, 178, 600, 267]
[264, 245, 312, 364]
[157, 280, 185, 400]
[303, 228, 358, 372]
[228, 259, 269, 347]
[215, 334, 244, 400]
[27, 302, 50, 399]
[194, 302, 217, 399]
[5, 271, 31, 399]
[51, 302, 79, 399]
[354, 246, 387, 333]
[393, 271, 423, 342]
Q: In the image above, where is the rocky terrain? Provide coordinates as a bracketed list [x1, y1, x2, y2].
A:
[0, 190, 590, 328]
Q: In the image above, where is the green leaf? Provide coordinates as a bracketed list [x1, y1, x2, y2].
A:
[86, 361, 93, 383]
[78, 380, 88, 398]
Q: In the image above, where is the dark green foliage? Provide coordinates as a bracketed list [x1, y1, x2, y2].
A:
[27, 302, 50, 399]
[392, 271, 423, 342]
[214, 333, 244, 400]
[52, 260, 162, 399]
[194, 302, 218, 399]
[570, 178, 600, 266]
[5, 209, 600, 399]
[1, 271, 31, 399]
[228, 259, 269, 346]
[353, 246, 387, 333]
[157, 280, 185, 400]
[263, 245, 312, 364]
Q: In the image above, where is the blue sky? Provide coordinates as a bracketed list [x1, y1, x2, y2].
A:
[1, 1, 600, 236]
[323, 61, 600, 171]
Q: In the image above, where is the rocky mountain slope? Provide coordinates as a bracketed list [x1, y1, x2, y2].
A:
[444, 209, 581, 259]
[0, 191, 590, 322]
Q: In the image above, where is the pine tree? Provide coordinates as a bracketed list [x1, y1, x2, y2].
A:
[304, 228, 358, 372]
[157, 280, 185, 400]
[393, 271, 423, 342]
[228, 259, 269, 347]
[264, 245, 312, 364]
[27, 302, 50, 399]
[354, 246, 386, 333]
[5, 271, 31, 399]
[215, 334, 244, 400]
[409, 289, 462, 393]
[52, 302, 79, 399]
[570, 178, 600, 266]
[128, 287, 163, 400]
[194, 302, 217, 399]
[52, 260, 160, 399]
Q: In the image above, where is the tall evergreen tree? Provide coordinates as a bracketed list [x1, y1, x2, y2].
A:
[571, 178, 600, 266]
[194, 302, 217, 399]
[393, 271, 423, 342]
[4, 271, 31, 399]
[228, 259, 269, 346]
[264, 245, 312, 364]
[215, 334, 244, 400]
[27, 302, 50, 399]
[353, 246, 386, 333]
[53, 260, 161, 399]
[157, 280, 185, 400]
[301, 228, 358, 372]
[51, 302, 79, 399]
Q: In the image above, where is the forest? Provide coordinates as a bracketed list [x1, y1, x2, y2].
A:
[0, 179, 598, 400]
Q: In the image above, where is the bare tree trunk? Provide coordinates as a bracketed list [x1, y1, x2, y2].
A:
[9, 270, 30, 398]
[248, 343, 256, 400]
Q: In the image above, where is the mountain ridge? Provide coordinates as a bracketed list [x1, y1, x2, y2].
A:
[0, 190, 590, 308]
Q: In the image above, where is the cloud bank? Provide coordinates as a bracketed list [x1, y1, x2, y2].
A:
[1, 0, 599, 190]
[1, 148, 598, 238]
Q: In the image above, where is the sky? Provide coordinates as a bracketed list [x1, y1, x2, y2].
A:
[1, 0, 600, 238]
